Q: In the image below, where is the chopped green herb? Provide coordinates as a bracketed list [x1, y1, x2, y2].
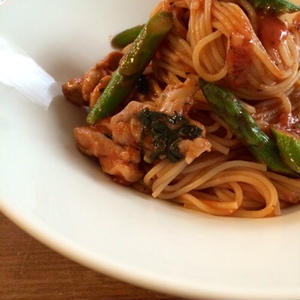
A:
[167, 112, 185, 125]
[138, 108, 202, 163]
[178, 125, 202, 139]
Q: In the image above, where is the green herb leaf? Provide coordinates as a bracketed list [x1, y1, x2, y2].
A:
[138, 108, 202, 163]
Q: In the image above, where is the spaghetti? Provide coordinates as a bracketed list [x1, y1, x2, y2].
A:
[62, 0, 300, 218]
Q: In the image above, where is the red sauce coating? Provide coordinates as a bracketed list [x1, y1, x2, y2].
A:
[257, 14, 289, 49]
[225, 8, 253, 88]
[290, 12, 300, 33]
[227, 32, 252, 87]
[279, 113, 300, 135]
[294, 12, 300, 27]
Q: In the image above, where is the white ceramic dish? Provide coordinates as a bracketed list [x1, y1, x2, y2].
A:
[0, 1, 299, 299]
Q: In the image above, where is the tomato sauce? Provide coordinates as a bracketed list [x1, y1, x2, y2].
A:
[293, 12, 300, 30]
[257, 14, 289, 49]
[227, 32, 252, 87]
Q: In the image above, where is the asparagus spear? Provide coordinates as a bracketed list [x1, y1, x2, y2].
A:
[118, 12, 173, 77]
[199, 79, 296, 176]
[247, 0, 300, 14]
[87, 12, 173, 124]
[271, 127, 300, 174]
[111, 25, 144, 49]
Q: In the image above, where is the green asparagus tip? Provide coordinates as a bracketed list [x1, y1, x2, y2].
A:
[199, 80, 296, 176]
[271, 127, 300, 174]
[111, 25, 145, 49]
[249, 0, 300, 14]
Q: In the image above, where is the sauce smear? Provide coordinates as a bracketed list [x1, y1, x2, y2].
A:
[257, 14, 288, 49]
[227, 32, 252, 87]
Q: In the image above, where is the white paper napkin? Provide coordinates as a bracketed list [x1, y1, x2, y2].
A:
[0, 38, 60, 109]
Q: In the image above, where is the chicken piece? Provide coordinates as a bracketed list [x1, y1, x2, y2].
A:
[93, 117, 112, 136]
[62, 78, 84, 106]
[74, 97, 211, 182]
[110, 101, 146, 146]
[179, 137, 212, 164]
[62, 51, 123, 106]
[81, 51, 123, 101]
[100, 156, 142, 185]
[89, 75, 111, 109]
[159, 77, 199, 115]
[74, 127, 142, 183]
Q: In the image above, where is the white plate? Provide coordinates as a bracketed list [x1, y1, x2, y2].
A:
[0, 1, 299, 299]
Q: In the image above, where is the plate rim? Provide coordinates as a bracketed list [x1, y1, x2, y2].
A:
[1, 197, 298, 300]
